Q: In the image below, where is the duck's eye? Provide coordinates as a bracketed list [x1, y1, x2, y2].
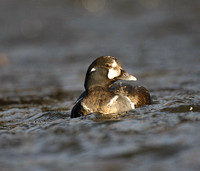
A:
[105, 63, 111, 68]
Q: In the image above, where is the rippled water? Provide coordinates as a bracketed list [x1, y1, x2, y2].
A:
[0, 0, 200, 170]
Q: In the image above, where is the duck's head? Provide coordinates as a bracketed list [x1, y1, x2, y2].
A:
[84, 56, 137, 90]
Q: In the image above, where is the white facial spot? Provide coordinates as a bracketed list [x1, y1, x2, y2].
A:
[90, 68, 96, 72]
[108, 68, 120, 79]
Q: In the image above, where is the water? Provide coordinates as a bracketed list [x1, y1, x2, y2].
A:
[0, 0, 200, 170]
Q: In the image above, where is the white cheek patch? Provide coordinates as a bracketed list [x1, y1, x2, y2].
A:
[90, 68, 96, 72]
[108, 68, 120, 79]
[107, 60, 121, 79]
[112, 60, 118, 67]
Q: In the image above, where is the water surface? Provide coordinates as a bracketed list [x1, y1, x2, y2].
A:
[0, 0, 200, 170]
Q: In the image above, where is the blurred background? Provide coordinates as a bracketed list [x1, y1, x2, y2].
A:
[0, 0, 200, 171]
[0, 0, 199, 92]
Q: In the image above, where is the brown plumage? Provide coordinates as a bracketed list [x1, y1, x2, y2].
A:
[71, 56, 151, 118]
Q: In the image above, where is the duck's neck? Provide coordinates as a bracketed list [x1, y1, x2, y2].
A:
[84, 76, 114, 92]
[85, 85, 111, 94]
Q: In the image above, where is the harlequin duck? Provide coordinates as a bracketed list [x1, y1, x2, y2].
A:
[71, 56, 151, 118]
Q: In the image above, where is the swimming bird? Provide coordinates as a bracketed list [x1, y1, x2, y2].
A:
[71, 56, 151, 118]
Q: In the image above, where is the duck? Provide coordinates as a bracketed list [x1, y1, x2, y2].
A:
[71, 56, 151, 118]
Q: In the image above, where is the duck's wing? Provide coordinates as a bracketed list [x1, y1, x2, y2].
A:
[74, 91, 86, 105]
[110, 82, 151, 108]
[71, 91, 86, 118]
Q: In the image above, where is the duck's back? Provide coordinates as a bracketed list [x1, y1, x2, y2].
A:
[110, 83, 151, 108]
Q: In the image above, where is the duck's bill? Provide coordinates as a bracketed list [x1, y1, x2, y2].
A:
[117, 70, 137, 81]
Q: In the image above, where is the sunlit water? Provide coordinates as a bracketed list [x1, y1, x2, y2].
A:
[0, 0, 200, 170]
